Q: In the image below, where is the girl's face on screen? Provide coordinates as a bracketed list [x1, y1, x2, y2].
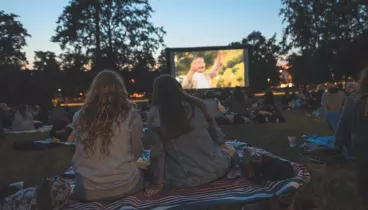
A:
[195, 58, 206, 73]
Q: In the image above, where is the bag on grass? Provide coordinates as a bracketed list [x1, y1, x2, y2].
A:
[242, 147, 294, 184]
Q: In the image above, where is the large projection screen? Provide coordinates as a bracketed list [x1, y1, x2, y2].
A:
[167, 46, 249, 89]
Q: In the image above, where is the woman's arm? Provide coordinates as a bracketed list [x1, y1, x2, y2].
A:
[147, 107, 166, 184]
[130, 113, 144, 161]
[216, 99, 226, 113]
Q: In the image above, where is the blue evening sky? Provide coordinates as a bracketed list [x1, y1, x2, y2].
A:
[0, 0, 284, 65]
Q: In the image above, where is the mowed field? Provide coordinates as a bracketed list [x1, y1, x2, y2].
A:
[0, 110, 365, 210]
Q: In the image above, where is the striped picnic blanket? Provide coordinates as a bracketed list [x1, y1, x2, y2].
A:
[62, 141, 310, 210]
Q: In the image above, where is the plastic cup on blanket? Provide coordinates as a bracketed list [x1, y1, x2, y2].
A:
[288, 136, 297, 148]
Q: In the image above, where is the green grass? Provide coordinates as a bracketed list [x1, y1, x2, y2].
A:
[0, 110, 365, 209]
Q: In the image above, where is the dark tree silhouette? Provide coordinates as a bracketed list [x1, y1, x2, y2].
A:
[230, 31, 282, 91]
[0, 11, 30, 69]
[33, 51, 60, 72]
[280, 0, 368, 84]
[52, 0, 166, 71]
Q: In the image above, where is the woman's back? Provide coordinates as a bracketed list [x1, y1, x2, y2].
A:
[148, 104, 230, 188]
[73, 109, 142, 200]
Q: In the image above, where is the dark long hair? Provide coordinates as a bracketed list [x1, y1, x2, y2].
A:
[152, 75, 212, 139]
[359, 64, 368, 93]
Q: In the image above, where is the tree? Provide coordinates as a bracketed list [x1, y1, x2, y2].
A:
[52, 0, 165, 71]
[0, 11, 30, 68]
[230, 31, 282, 91]
[33, 51, 60, 72]
[280, 0, 368, 84]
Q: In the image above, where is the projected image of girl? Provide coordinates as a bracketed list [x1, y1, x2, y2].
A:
[182, 51, 223, 89]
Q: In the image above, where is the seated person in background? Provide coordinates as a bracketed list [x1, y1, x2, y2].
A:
[256, 91, 285, 122]
[335, 65, 368, 208]
[299, 89, 311, 108]
[203, 91, 229, 125]
[145, 75, 231, 195]
[49, 121, 74, 143]
[346, 82, 359, 96]
[219, 89, 231, 101]
[321, 83, 346, 117]
[281, 91, 292, 108]
[51, 105, 70, 123]
[222, 87, 253, 118]
[72, 70, 144, 201]
[309, 84, 325, 110]
[11, 104, 40, 131]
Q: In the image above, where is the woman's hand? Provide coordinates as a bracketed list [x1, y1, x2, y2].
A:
[144, 184, 164, 196]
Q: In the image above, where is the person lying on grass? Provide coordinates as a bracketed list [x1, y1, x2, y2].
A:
[145, 75, 231, 195]
[72, 70, 144, 201]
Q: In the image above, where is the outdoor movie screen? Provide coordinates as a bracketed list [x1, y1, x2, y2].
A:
[169, 47, 249, 89]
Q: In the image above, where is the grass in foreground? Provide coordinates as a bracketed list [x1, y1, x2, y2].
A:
[0, 110, 365, 209]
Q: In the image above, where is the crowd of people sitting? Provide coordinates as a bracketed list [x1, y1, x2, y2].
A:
[0, 70, 287, 204]
[1, 65, 368, 208]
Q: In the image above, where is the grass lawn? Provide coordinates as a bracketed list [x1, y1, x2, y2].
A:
[0, 110, 365, 210]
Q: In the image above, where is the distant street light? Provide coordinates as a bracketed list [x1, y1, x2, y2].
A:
[58, 89, 61, 92]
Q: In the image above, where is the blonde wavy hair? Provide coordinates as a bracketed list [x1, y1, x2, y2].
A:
[76, 70, 135, 157]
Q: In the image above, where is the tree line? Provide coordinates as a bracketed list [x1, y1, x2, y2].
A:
[0, 0, 367, 108]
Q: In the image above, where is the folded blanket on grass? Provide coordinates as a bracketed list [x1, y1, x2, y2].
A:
[61, 141, 310, 210]
[4, 125, 53, 134]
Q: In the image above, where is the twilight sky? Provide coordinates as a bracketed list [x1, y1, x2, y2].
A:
[0, 0, 284, 65]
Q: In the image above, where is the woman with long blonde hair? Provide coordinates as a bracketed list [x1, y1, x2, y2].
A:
[72, 70, 144, 201]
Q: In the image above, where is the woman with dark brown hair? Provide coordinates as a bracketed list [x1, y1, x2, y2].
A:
[72, 70, 144, 201]
[145, 75, 230, 195]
